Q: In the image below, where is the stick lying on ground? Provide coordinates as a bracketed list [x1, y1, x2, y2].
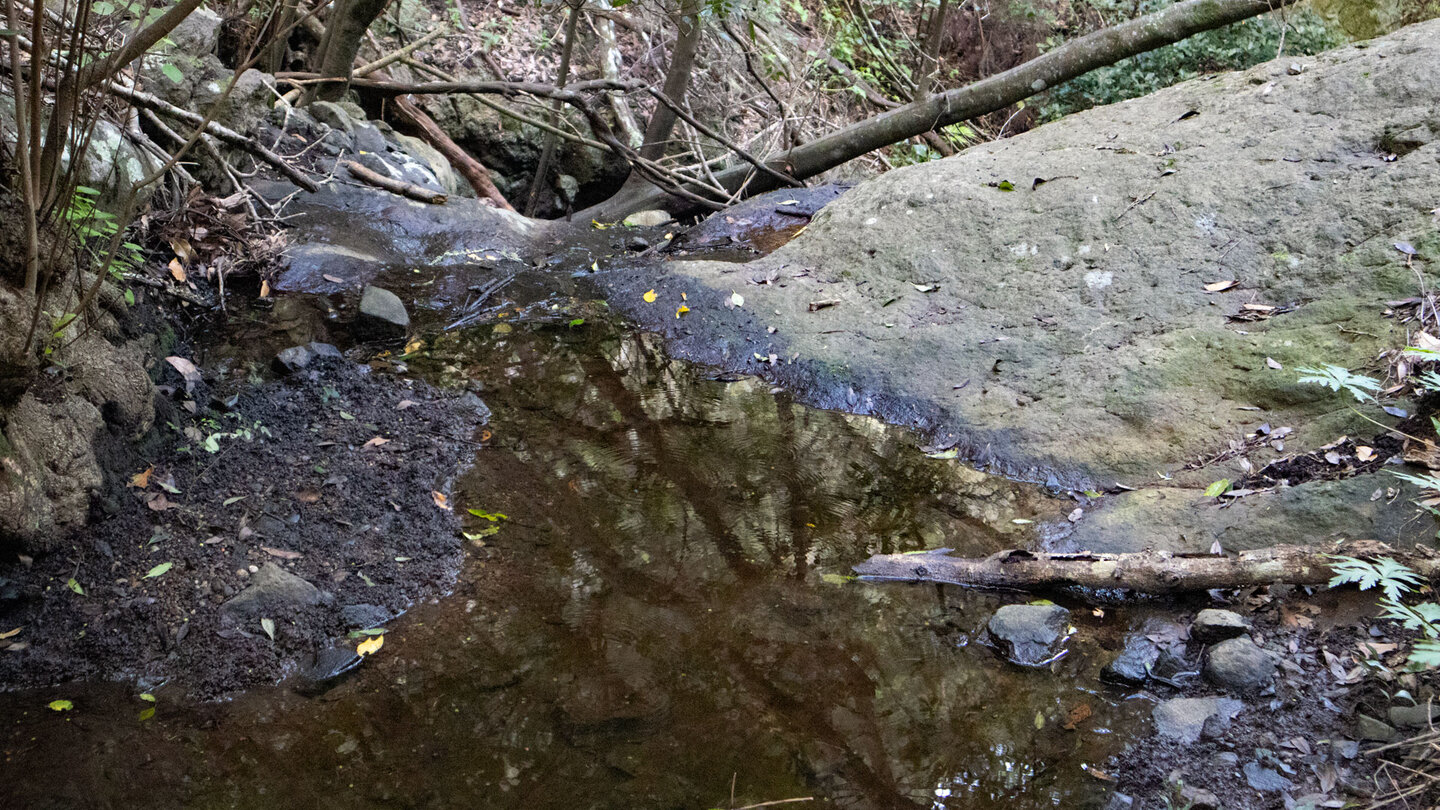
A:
[340, 159, 447, 204]
[853, 541, 1440, 595]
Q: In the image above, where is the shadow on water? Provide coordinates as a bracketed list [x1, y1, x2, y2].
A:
[1, 317, 1151, 810]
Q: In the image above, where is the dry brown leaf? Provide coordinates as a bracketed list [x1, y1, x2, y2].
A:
[260, 279, 271, 298]
[1062, 703, 1092, 730]
[130, 466, 153, 489]
[1404, 439, 1440, 470]
[168, 237, 196, 265]
[0, 627, 21, 640]
[363, 437, 390, 449]
[1203, 280, 1238, 292]
[1242, 303, 1276, 312]
[168, 258, 187, 282]
[294, 487, 322, 504]
[432, 491, 451, 510]
[261, 546, 303, 560]
[165, 356, 202, 393]
[1356, 445, 1376, 462]
[146, 493, 173, 511]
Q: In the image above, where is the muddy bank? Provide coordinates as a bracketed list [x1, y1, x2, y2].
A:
[0, 313, 483, 697]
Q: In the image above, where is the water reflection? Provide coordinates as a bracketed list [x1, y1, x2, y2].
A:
[2, 323, 1144, 809]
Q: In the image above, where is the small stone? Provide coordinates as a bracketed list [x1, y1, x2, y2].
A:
[308, 342, 344, 361]
[1203, 637, 1276, 695]
[308, 101, 356, 137]
[986, 603, 1071, 666]
[1389, 703, 1440, 728]
[1191, 609, 1250, 644]
[273, 345, 316, 374]
[1242, 761, 1293, 792]
[357, 286, 409, 340]
[627, 235, 652, 252]
[1153, 697, 1244, 743]
[1102, 634, 1159, 685]
[1102, 792, 1133, 810]
[340, 603, 391, 629]
[623, 209, 673, 227]
[222, 562, 322, 619]
[1287, 62, 1305, 75]
[1355, 713, 1398, 742]
[1179, 784, 1221, 810]
[1210, 751, 1239, 769]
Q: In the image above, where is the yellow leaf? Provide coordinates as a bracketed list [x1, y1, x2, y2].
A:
[0, 627, 20, 640]
[681, 292, 688, 301]
[48, 699, 73, 711]
[643, 289, 657, 303]
[356, 634, 384, 657]
[259, 279, 271, 298]
[168, 258, 186, 282]
[403, 339, 424, 355]
[363, 436, 390, 449]
[675, 305, 690, 319]
[432, 491, 451, 510]
[493, 323, 511, 334]
[129, 466, 153, 489]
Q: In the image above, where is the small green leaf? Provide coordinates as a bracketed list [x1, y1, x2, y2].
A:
[160, 62, 184, 84]
[1203, 479, 1232, 498]
[1083, 489, 1104, 498]
[467, 509, 508, 521]
[138, 707, 156, 721]
[144, 562, 173, 579]
[997, 180, 1015, 191]
[48, 699, 74, 711]
[222, 495, 247, 506]
[138, 693, 156, 702]
[339, 411, 355, 421]
[260, 617, 275, 640]
[568, 318, 585, 327]
[123, 288, 135, 306]
[66, 578, 85, 596]
[924, 448, 958, 460]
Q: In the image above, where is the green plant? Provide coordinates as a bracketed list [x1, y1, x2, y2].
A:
[1328, 556, 1440, 669]
[1295, 363, 1381, 402]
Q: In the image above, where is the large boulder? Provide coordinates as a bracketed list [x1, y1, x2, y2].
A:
[602, 20, 1440, 551]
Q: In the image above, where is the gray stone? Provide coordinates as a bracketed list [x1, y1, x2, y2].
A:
[357, 286, 410, 339]
[1191, 609, 1250, 645]
[1102, 793, 1133, 810]
[221, 562, 323, 619]
[1101, 634, 1159, 685]
[1357, 713, 1399, 741]
[273, 345, 316, 375]
[611, 21, 1440, 552]
[340, 603, 391, 629]
[308, 342, 344, 361]
[353, 123, 388, 155]
[1389, 703, 1440, 728]
[308, 101, 356, 138]
[1179, 784, 1221, 810]
[458, 391, 492, 424]
[986, 603, 1070, 666]
[1242, 761, 1293, 793]
[623, 209, 673, 227]
[1153, 697, 1243, 743]
[1203, 637, 1276, 695]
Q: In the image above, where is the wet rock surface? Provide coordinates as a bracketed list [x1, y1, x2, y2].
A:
[598, 20, 1440, 551]
[1152, 697, 1243, 743]
[220, 562, 326, 620]
[986, 603, 1071, 666]
[1191, 609, 1250, 645]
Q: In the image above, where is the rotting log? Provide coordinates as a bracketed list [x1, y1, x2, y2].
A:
[340, 159, 447, 204]
[852, 542, 1440, 595]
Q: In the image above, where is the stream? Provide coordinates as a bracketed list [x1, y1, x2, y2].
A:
[2, 281, 1160, 809]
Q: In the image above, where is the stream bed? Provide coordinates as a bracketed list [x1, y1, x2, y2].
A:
[2, 301, 1155, 809]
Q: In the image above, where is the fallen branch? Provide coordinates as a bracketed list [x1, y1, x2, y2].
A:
[853, 542, 1440, 595]
[105, 81, 319, 192]
[340, 159, 446, 203]
[390, 95, 511, 209]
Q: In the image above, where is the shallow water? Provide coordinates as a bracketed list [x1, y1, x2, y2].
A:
[2, 314, 1152, 809]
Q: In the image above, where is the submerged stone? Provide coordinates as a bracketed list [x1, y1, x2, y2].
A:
[1101, 634, 1159, 685]
[357, 286, 410, 339]
[986, 603, 1070, 666]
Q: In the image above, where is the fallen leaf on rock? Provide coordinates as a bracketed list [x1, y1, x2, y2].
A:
[675, 305, 690, 318]
[164, 356, 202, 393]
[0, 627, 20, 640]
[363, 437, 391, 449]
[48, 700, 73, 712]
[168, 258, 187, 282]
[1204, 280, 1239, 292]
[726, 292, 744, 309]
[144, 562, 173, 579]
[203, 536, 224, 545]
[1396, 241, 1417, 256]
[432, 491, 451, 510]
[643, 289, 657, 303]
[1243, 303, 1276, 312]
[130, 466, 153, 489]
[1324, 450, 1342, 465]
[1356, 445, 1376, 462]
[396, 399, 418, 410]
[261, 546, 302, 560]
[1062, 703, 1092, 730]
[322, 274, 344, 284]
[260, 618, 275, 641]
[912, 283, 937, 293]
[809, 299, 840, 312]
[1203, 479, 1231, 497]
[260, 279, 270, 298]
[1267, 357, 1282, 369]
[1067, 508, 1083, 522]
[146, 493, 174, 511]
[356, 634, 384, 657]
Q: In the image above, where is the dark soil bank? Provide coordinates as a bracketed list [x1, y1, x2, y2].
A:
[0, 352, 483, 697]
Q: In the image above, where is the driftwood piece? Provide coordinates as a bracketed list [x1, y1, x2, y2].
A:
[390, 96, 512, 209]
[853, 542, 1440, 595]
[340, 159, 447, 204]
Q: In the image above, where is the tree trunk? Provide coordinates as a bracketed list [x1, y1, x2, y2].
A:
[525, 0, 584, 217]
[593, 0, 644, 148]
[580, 0, 1300, 220]
[303, 0, 391, 105]
[852, 543, 1440, 596]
